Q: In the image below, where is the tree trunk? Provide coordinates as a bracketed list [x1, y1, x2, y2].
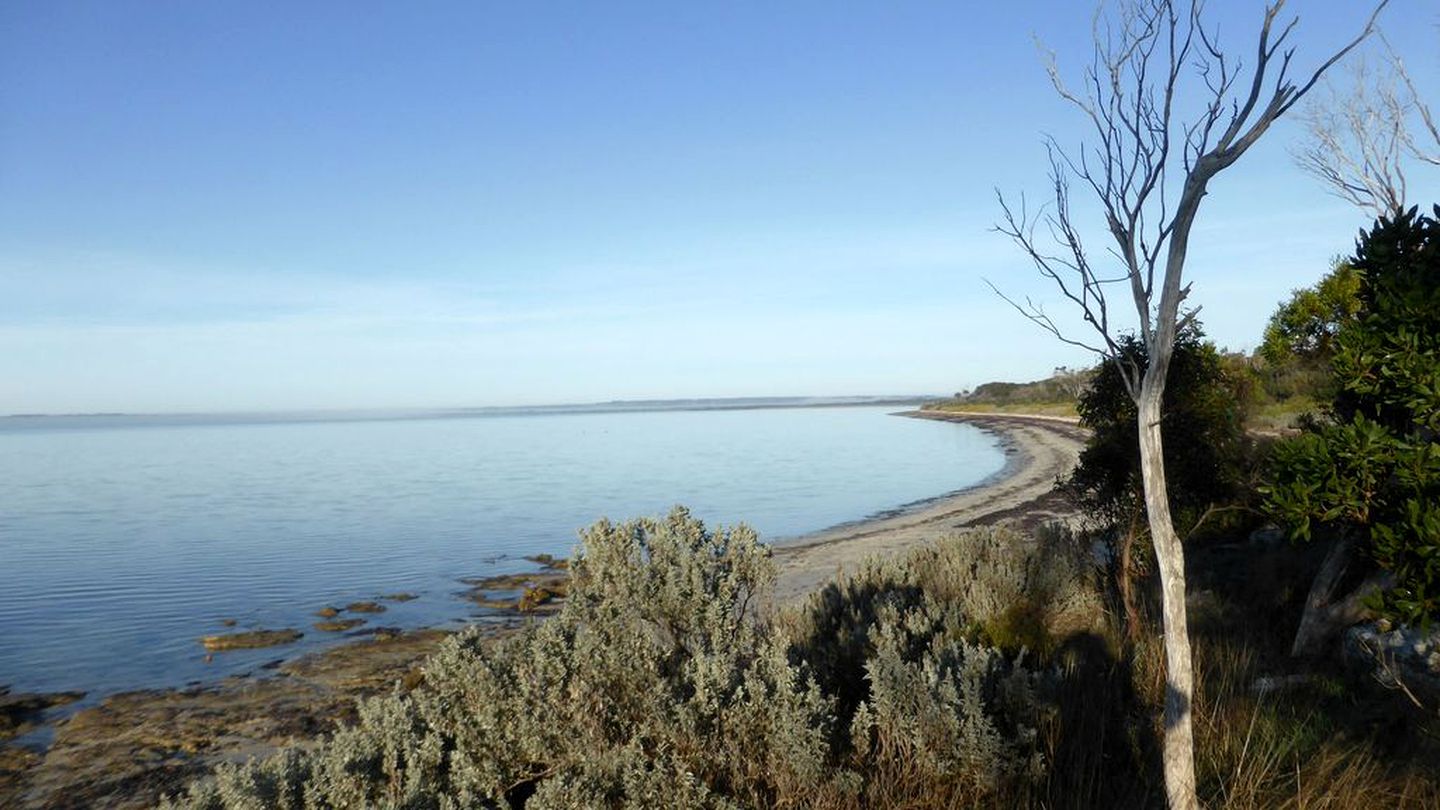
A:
[1136, 384, 1198, 810]
[1292, 534, 1391, 658]
[1120, 506, 1144, 643]
[1292, 534, 1355, 657]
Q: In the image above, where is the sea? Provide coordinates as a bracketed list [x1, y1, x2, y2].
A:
[0, 400, 1006, 701]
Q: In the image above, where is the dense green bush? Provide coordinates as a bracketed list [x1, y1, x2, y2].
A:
[1062, 325, 1252, 540]
[1267, 204, 1440, 619]
[1252, 261, 1361, 410]
[165, 511, 1087, 809]
[1263, 206, 1440, 625]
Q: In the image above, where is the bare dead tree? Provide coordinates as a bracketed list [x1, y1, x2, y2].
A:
[993, 2, 1385, 807]
[1052, 365, 1092, 400]
[1295, 33, 1440, 218]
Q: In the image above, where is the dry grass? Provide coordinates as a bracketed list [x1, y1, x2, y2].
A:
[1157, 542, 1440, 810]
[1188, 637, 1440, 809]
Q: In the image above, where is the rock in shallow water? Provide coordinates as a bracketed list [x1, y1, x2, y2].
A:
[344, 601, 386, 614]
[518, 585, 560, 612]
[313, 619, 366, 633]
[461, 570, 569, 614]
[524, 553, 569, 571]
[5, 629, 455, 810]
[199, 629, 303, 652]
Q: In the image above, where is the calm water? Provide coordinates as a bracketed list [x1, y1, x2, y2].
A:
[0, 405, 1005, 699]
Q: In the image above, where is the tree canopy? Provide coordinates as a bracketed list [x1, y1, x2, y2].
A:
[1264, 205, 1440, 625]
[1259, 262, 1363, 368]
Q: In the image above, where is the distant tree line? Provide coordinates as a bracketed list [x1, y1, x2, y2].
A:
[950, 367, 1094, 408]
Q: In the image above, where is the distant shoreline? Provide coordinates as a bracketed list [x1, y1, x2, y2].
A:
[1, 395, 937, 423]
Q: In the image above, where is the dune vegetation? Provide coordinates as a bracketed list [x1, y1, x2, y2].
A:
[163, 508, 1440, 809]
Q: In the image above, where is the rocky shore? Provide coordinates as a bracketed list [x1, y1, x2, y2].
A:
[0, 412, 1084, 809]
[0, 562, 572, 810]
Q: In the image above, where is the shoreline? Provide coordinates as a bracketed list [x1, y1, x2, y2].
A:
[771, 411, 1086, 602]
[0, 410, 1087, 809]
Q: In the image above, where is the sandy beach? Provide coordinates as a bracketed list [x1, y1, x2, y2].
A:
[771, 411, 1086, 602]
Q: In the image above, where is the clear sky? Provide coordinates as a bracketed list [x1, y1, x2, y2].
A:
[2, 1, 1437, 414]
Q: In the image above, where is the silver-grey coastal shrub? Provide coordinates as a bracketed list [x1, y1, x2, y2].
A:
[777, 525, 1094, 807]
[165, 511, 1083, 809]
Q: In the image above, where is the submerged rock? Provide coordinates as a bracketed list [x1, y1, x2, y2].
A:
[461, 571, 568, 592]
[470, 596, 520, 610]
[349, 626, 403, 641]
[344, 601, 386, 614]
[524, 553, 569, 571]
[315, 606, 340, 618]
[379, 592, 418, 602]
[459, 572, 546, 590]
[313, 619, 365, 633]
[199, 629, 303, 652]
[461, 570, 568, 615]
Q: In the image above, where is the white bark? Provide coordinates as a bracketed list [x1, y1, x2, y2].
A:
[1137, 384, 1197, 810]
[1292, 534, 1355, 657]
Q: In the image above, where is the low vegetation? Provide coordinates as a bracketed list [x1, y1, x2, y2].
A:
[162, 510, 1098, 808]
[161, 505, 1440, 809]
[924, 367, 1091, 417]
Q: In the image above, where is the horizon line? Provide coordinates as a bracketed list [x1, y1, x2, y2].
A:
[4, 393, 942, 421]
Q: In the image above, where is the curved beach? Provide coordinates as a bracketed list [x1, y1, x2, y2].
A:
[771, 411, 1086, 602]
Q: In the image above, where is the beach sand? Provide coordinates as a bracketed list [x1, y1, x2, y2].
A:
[771, 411, 1086, 603]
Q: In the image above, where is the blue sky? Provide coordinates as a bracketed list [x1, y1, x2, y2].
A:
[2, 1, 1437, 413]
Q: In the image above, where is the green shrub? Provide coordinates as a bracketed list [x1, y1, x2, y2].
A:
[781, 524, 1102, 807]
[1063, 324, 1253, 539]
[1259, 261, 1363, 368]
[1059, 324, 1257, 639]
[1263, 206, 1440, 625]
